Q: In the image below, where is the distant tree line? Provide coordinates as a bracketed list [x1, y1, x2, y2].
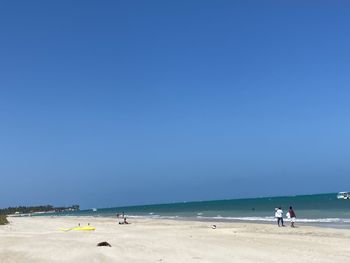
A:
[0, 205, 80, 215]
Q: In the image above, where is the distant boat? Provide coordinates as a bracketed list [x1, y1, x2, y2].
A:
[92, 208, 97, 212]
[337, 192, 350, 200]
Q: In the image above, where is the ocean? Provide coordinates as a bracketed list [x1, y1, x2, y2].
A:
[51, 193, 350, 228]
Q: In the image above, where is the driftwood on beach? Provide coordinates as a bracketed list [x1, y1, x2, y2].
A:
[97, 241, 112, 247]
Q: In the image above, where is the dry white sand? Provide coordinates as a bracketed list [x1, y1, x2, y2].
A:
[1, 216, 350, 263]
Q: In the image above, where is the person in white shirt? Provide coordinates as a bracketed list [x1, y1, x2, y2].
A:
[275, 207, 285, 227]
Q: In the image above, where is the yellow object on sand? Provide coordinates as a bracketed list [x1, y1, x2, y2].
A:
[60, 226, 95, 231]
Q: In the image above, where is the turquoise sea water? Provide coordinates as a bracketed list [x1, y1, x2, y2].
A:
[53, 193, 350, 228]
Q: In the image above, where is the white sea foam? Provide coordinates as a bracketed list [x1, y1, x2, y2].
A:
[196, 216, 350, 223]
[128, 214, 180, 220]
[126, 214, 350, 224]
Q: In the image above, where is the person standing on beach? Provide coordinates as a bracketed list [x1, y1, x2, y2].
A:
[275, 207, 284, 227]
[288, 206, 296, 228]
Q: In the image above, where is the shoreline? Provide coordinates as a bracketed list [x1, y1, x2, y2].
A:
[26, 213, 350, 230]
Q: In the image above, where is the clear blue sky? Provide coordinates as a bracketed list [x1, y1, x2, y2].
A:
[1, 1, 350, 209]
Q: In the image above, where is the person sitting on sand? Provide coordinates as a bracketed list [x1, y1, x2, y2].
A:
[124, 217, 129, 224]
[275, 207, 284, 227]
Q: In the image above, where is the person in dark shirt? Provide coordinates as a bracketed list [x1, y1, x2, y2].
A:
[288, 206, 296, 228]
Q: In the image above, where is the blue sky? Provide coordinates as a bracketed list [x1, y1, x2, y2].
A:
[1, 1, 350, 209]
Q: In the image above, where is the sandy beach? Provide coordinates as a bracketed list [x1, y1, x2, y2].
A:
[0, 216, 349, 263]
